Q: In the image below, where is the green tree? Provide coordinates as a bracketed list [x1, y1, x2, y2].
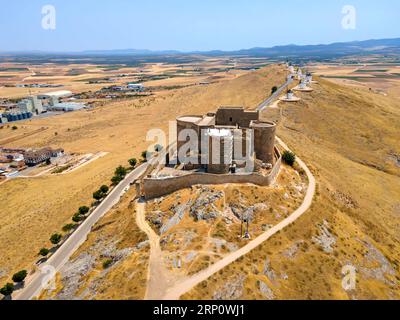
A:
[141, 150, 148, 161]
[12, 270, 27, 283]
[93, 190, 104, 201]
[102, 259, 113, 269]
[11, 126, 18, 130]
[282, 150, 296, 166]
[72, 213, 83, 223]
[271, 86, 278, 94]
[111, 175, 123, 186]
[0, 283, 14, 296]
[38, 248, 50, 257]
[115, 166, 127, 178]
[78, 206, 90, 215]
[46, 158, 51, 165]
[128, 158, 137, 168]
[62, 224, 75, 232]
[100, 185, 109, 194]
[50, 233, 62, 245]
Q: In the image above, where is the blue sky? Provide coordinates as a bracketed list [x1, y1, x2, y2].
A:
[0, 0, 399, 52]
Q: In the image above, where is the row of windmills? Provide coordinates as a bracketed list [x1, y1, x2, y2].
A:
[281, 63, 315, 102]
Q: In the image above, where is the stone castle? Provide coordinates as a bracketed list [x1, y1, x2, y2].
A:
[176, 106, 277, 174]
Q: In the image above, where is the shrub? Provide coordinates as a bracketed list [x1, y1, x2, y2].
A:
[111, 175, 123, 186]
[93, 190, 104, 201]
[12, 270, 27, 283]
[141, 150, 148, 161]
[62, 224, 75, 232]
[128, 158, 137, 168]
[11, 126, 18, 130]
[102, 259, 113, 269]
[282, 150, 296, 166]
[100, 185, 109, 194]
[0, 283, 14, 296]
[114, 166, 127, 178]
[50, 233, 62, 245]
[78, 206, 90, 215]
[271, 86, 278, 94]
[38, 248, 50, 257]
[72, 213, 83, 223]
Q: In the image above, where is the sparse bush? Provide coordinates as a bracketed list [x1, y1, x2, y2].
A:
[93, 190, 104, 201]
[115, 166, 127, 178]
[78, 206, 90, 215]
[100, 185, 109, 194]
[62, 223, 75, 232]
[11, 126, 18, 130]
[50, 233, 62, 245]
[12, 270, 27, 283]
[38, 248, 50, 257]
[0, 283, 14, 296]
[282, 150, 296, 166]
[128, 158, 137, 168]
[111, 175, 123, 186]
[102, 259, 113, 269]
[141, 150, 148, 162]
[72, 213, 83, 223]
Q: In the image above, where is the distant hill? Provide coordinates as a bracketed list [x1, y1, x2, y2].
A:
[1, 38, 400, 61]
[226, 38, 400, 58]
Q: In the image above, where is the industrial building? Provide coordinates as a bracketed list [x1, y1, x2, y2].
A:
[127, 83, 145, 92]
[17, 96, 44, 115]
[47, 102, 86, 112]
[176, 107, 277, 174]
[37, 90, 73, 100]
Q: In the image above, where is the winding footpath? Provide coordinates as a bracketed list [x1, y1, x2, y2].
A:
[136, 135, 316, 300]
[136, 70, 316, 300]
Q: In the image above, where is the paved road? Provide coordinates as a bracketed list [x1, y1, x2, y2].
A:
[162, 136, 316, 300]
[256, 76, 293, 112]
[15, 162, 150, 300]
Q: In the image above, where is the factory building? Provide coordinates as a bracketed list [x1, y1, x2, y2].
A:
[37, 90, 72, 100]
[47, 102, 86, 112]
[176, 107, 276, 174]
[18, 96, 44, 115]
[127, 83, 145, 92]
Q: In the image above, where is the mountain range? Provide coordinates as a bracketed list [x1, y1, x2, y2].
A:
[1, 38, 400, 60]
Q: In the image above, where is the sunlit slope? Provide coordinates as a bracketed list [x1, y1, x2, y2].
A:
[0, 65, 286, 284]
[183, 78, 400, 300]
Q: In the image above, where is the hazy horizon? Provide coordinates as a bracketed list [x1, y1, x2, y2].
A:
[1, 0, 400, 52]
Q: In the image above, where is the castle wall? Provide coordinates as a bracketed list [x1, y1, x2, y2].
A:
[142, 148, 281, 199]
[215, 107, 258, 128]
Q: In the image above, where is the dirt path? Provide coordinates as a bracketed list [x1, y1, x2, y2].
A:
[160, 137, 316, 300]
[0, 127, 48, 145]
[135, 200, 177, 300]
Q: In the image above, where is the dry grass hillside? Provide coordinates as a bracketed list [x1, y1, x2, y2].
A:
[39, 188, 149, 300]
[183, 78, 400, 300]
[0, 65, 286, 284]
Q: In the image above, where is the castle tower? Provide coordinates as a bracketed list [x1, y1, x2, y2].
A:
[250, 121, 276, 165]
[207, 128, 233, 174]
